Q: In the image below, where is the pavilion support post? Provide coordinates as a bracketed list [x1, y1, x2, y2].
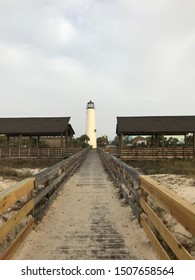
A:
[193, 133, 195, 147]
[37, 136, 40, 148]
[119, 133, 123, 159]
[155, 135, 158, 148]
[6, 136, 10, 147]
[65, 129, 68, 147]
[162, 134, 165, 158]
[29, 136, 32, 148]
[19, 134, 22, 148]
[60, 134, 64, 148]
[162, 134, 165, 148]
[184, 134, 187, 146]
[151, 135, 154, 147]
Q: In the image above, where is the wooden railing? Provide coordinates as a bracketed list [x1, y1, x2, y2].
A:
[140, 176, 195, 260]
[98, 148, 141, 220]
[0, 147, 83, 159]
[102, 146, 195, 160]
[0, 178, 35, 260]
[121, 147, 195, 160]
[102, 147, 120, 157]
[0, 148, 89, 259]
[98, 148, 195, 259]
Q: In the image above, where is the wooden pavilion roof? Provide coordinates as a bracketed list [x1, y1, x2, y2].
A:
[0, 117, 75, 137]
[116, 116, 195, 135]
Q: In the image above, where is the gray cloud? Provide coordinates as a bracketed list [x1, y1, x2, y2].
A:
[0, 0, 195, 140]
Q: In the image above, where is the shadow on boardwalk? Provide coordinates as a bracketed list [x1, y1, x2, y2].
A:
[12, 150, 158, 260]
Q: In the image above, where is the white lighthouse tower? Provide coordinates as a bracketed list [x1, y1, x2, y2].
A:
[86, 100, 97, 148]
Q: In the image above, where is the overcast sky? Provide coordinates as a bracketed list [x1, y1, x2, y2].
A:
[0, 1, 195, 140]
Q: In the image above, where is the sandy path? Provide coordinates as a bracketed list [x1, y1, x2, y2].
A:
[12, 150, 157, 260]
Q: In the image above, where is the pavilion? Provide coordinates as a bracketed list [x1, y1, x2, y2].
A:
[0, 117, 75, 148]
[116, 116, 195, 158]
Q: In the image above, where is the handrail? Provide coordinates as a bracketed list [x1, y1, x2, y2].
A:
[33, 148, 90, 221]
[121, 146, 195, 160]
[0, 147, 83, 158]
[98, 148, 195, 259]
[98, 147, 141, 220]
[0, 148, 90, 259]
[140, 175, 195, 260]
[0, 178, 35, 259]
[102, 146, 195, 159]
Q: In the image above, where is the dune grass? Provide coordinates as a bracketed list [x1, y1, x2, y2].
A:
[0, 158, 60, 180]
[126, 158, 195, 176]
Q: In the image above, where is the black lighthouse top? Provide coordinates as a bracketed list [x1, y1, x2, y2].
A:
[87, 100, 95, 109]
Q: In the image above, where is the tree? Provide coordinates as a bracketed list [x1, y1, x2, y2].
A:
[110, 135, 119, 147]
[72, 134, 90, 148]
[165, 137, 179, 147]
[97, 135, 109, 147]
[186, 135, 193, 146]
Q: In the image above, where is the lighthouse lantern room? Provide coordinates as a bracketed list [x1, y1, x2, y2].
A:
[86, 100, 97, 148]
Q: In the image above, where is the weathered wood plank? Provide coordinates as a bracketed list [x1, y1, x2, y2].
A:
[0, 199, 34, 242]
[140, 214, 170, 260]
[0, 178, 35, 214]
[140, 198, 193, 260]
[140, 175, 195, 235]
[0, 218, 35, 260]
[35, 170, 67, 205]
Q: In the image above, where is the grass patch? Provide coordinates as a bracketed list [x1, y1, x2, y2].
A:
[125, 159, 195, 176]
[0, 158, 61, 180]
[0, 158, 60, 169]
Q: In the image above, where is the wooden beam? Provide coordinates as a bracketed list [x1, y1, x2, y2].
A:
[140, 198, 193, 260]
[6, 136, 9, 147]
[0, 199, 34, 242]
[140, 175, 195, 235]
[140, 214, 170, 260]
[0, 178, 35, 214]
[29, 136, 32, 148]
[61, 134, 64, 148]
[0, 218, 35, 260]
[119, 133, 123, 158]
[37, 136, 40, 148]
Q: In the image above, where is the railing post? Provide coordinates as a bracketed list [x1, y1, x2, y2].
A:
[9, 148, 11, 158]
[183, 146, 185, 159]
[27, 179, 35, 217]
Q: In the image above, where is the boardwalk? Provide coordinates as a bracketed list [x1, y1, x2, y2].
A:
[12, 150, 157, 260]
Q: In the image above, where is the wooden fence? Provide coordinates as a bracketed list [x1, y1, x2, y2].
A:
[98, 148, 141, 220]
[140, 176, 195, 260]
[0, 147, 83, 159]
[103, 146, 195, 160]
[98, 148, 195, 259]
[0, 148, 89, 259]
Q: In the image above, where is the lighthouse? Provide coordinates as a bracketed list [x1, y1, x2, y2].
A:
[86, 100, 97, 148]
